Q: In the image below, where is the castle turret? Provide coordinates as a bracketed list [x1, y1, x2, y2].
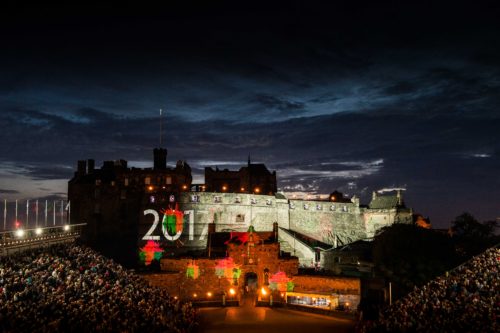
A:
[77, 160, 86, 175]
[153, 148, 167, 170]
[87, 159, 95, 174]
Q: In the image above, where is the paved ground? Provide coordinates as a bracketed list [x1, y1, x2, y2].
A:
[195, 293, 356, 333]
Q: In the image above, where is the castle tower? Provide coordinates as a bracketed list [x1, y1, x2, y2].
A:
[153, 148, 167, 170]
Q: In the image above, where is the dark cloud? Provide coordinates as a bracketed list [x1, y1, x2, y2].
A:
[0, 189, 19, 194]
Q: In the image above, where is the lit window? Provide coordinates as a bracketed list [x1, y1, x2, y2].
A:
[124, 178, 129, 186]
[166, 177, 172, 185]
[145, 177, 151, 185]
[150, 196, 155, 203]
[190, 195, 199, 203]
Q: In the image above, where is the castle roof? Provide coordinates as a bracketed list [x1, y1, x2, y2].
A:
[369, 194, 400, 209]
[242, 163, 272, 175]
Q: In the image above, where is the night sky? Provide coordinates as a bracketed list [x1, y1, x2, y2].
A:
[1, 1, 499, 228]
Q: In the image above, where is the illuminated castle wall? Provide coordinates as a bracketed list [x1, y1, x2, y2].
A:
[69, 149, 412, 267]
[176, 191, 412, 266]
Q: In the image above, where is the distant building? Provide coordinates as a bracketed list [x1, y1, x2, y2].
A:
[204, 157, 277, 195]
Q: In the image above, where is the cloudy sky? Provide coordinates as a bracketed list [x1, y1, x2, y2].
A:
[1, 1, 499, 228]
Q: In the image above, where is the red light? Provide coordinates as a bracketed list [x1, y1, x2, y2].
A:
[15, 221, 20, 228]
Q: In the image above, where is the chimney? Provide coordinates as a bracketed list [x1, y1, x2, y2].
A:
[87, 159, 95, 174]
[77, 160, 86, 175]
[372, 191, 377, 200]
[153, 148, 167, 170]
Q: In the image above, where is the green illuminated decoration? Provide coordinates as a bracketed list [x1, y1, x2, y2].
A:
[186, 261, 200, 279]
[268, 271, 294, 292]
[215, 257, 241, 279]
[139, 240, 164, 266]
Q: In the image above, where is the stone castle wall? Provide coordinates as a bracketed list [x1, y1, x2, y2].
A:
[135, 191, 411, 263]
[177, 192, 374, 251]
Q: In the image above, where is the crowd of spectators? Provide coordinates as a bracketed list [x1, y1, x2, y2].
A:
[362, 246, 499, 332]
[0, 242, 196, 332]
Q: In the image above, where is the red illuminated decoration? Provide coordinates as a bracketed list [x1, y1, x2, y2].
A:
[269, 271, 294, 292]
[224, 231, 250, 245]
[161, 203, 184, 236]
[139, 240, 164, 266]
[215, 257, 241, 279]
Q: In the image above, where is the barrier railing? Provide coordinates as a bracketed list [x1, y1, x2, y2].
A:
[0, 223, 86, 255]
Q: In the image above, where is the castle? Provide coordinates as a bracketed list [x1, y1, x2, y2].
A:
[68, 148, 413, 267]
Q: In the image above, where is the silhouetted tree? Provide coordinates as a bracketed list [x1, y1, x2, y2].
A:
[451, 212, 499, 258]
[372, 224, 459, 299]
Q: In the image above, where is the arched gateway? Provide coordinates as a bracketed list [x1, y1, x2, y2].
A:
[244, 271, 258, 293]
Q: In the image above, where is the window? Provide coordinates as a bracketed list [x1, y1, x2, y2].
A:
[124, 178, 129, 186]
[120, 190, 126, 200]
[342, 205, 348, 212]
[235, 197, 241, 203]
[289, 203, 295, 209]
[95, 179, 101, 186]
[145, 177, 151, 185]
[251, 198, 257, 204]
[236, 214, 245, 223]
[150, 195, 155, 203]
[166, 176, 172, 185]
[214, 196, 222, 203]
[330, 205, 336, 211]
[266, 199, 272, 206]
[190, 195, 200, 203]
[316, 204, 322, 211]
[303, 204, 309, 210]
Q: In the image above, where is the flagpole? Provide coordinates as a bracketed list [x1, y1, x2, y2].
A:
[45, 200, 48, 227]
[15, 200, 18, 226]
[160, 108, 163, 147]
[26, 199, 29, 228]
[53, 200, 56, 226]
[3, 199, 6, 230]
[36, 199, 39, 227]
